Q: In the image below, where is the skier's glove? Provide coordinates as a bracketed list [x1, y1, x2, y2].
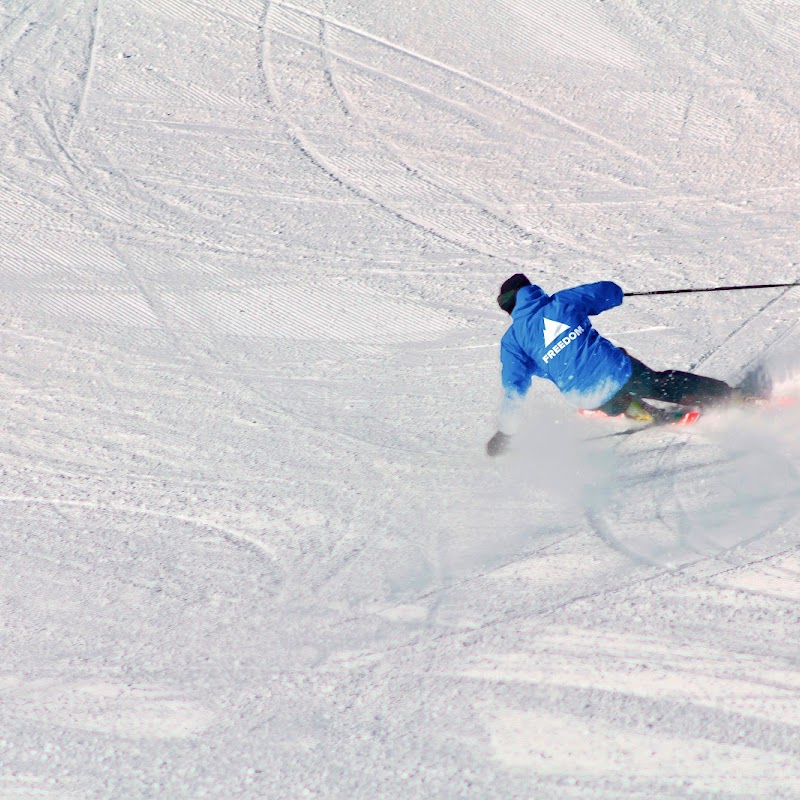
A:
[486, 431, 511, 457]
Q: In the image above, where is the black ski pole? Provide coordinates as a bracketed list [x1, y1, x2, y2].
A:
[626, 281, 800, 297]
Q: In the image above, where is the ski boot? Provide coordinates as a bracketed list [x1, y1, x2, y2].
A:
[625, 398, 699, 426]
[623, 398, 657, 423]
[736, 364, 773, 402]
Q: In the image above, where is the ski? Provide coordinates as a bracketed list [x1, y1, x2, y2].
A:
[582, 406, 702, 439]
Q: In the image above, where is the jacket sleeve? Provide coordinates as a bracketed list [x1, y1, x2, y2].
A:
[552, 281, 623, 316]
[497, 335, 538, 434]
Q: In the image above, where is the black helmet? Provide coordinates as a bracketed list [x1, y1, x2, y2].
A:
[497, 273, 532, 313]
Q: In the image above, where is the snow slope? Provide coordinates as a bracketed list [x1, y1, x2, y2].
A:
[2, 0, 800, 797]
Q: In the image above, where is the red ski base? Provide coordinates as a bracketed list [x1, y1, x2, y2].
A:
[580, 395, 798, 431]
[578, 407, 701, 427]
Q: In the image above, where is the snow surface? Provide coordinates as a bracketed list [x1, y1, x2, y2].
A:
[2, 0, 800, 797]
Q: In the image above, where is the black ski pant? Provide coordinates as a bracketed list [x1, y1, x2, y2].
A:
[599, 357, 734, 416]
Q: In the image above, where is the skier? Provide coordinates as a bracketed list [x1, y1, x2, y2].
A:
[487, 274, 753, 457]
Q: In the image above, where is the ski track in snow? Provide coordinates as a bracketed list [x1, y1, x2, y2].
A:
[1, 0, 800, 797]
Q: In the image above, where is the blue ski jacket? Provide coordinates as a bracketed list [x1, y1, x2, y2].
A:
[498, 281, 632, 430]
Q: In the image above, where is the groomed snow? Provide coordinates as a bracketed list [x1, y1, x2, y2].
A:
[2, 1, 800, 797]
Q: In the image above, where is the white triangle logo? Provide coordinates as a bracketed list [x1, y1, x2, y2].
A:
[543, 318, 570, 347]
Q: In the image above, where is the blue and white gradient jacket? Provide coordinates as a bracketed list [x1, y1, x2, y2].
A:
[497, 281, 633, 432]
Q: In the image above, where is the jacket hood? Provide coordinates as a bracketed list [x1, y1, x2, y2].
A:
[510, 284, 549, 319]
